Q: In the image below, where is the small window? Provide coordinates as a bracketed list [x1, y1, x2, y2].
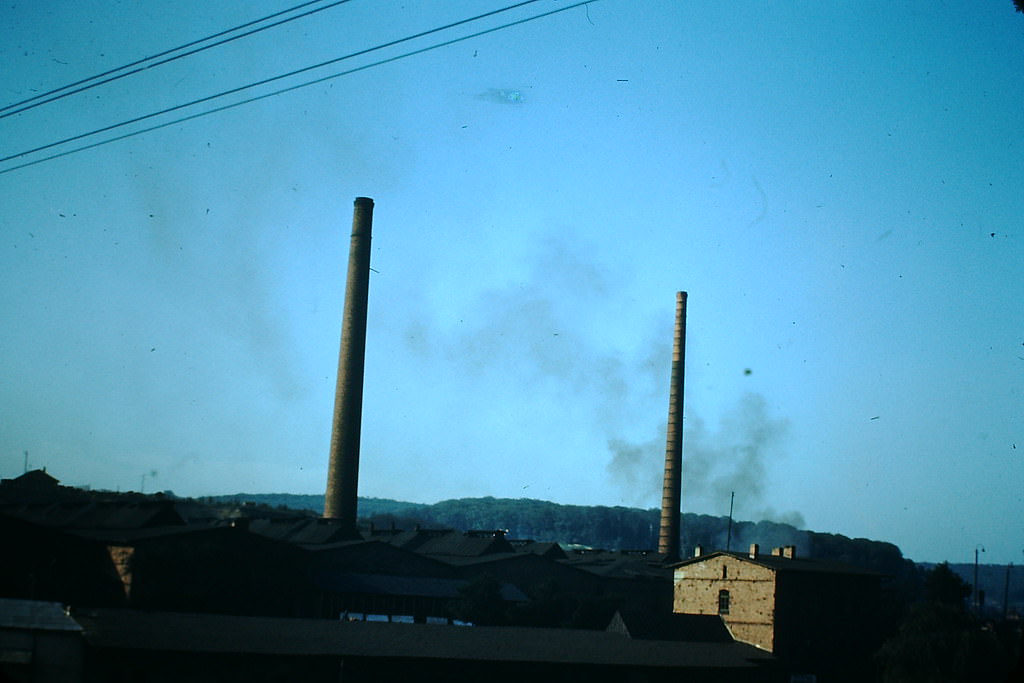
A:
[718, 589, 730, 615]
[722, 565, 728, 579]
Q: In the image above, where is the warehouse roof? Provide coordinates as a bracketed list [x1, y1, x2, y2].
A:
[0, 599, 82, 632]
[74, 607, 773, 670]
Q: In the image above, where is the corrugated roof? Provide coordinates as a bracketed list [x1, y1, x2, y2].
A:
[313, 572, 527, 602]
[0, 599, 82, 632]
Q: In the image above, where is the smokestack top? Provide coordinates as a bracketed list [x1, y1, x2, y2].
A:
[350, 197, 374, 236]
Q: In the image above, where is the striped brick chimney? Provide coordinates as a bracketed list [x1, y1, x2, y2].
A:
[324, 197, 374, 531]
[658, 291, 687, 560]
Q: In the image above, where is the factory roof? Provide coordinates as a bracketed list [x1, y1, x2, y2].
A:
[0, 599, 82, 632]
[74, 607, 773, 670]
[313, 572, 527, 602]
[507, 540, 567, 560]
[0, 499, 185, 530]
[562, 548, 673, 580]
[0, 469, 60, 489]
[249, 516, 359, 544]
[606, 608, 733, 643]
[381, 529, 516, 558]
[671, 549, 882, 577]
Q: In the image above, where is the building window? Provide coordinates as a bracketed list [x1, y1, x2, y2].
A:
[718, 589, 730, 615]
[722, 565, 728, 579]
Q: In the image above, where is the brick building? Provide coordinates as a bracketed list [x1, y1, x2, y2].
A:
[672, 544, 882, 680]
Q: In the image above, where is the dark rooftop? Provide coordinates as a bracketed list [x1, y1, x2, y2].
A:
[0, 599, 82, 632]
[562, 549, 673, 580]
[0, 499, 185, 530]
[73, 607, 773, 669]
[382, 529, 516, 558]
[508, 540, 568, 560]
[2, 469, 60, 488]
[671, 550, 882, 576]
[313, 572, 527, 602]
[249, 517, 360, 545]
[607, 609, 733, 643]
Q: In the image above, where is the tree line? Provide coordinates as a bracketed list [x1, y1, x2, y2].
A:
[207, 493, 912, 577]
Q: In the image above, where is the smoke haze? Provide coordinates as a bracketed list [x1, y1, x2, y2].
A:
[608, 392, 804, 528]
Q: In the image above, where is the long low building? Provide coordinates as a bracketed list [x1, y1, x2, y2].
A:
[68, 605, 777, 683]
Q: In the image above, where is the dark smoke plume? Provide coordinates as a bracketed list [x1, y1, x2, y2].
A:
[608, 392, 803, 527]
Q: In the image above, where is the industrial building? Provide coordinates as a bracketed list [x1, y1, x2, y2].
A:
[672, 544, 884, 679]
[0, 198, 893, 681]
[1, 598, 778, 683]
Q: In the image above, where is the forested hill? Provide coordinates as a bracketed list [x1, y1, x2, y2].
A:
[205, 492, 914, 578]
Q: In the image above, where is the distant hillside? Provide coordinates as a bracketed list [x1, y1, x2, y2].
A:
[207, 492, 915, 578]
[202, 493, 427, 517]
[203, 493, 324, 514]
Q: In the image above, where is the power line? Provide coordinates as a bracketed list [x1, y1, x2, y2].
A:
[0, 0, 348, 120]
[1, 0, 548, 165]
[0, 0, 596, 177]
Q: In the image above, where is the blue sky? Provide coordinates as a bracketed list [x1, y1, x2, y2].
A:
[2, 1, 1022, 564]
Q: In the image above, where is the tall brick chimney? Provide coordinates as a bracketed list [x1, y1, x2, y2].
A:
[658, 291, 687, 560]
[324, 197, 374, 531]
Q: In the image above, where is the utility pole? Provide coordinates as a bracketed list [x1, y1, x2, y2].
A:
[974, 544, 986, 615]
[1004, 562, 1012, 622]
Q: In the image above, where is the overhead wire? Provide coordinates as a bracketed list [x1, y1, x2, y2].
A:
[0, 0, 597, 177]
[0, 0, 348, 119]
[1, 0, 356, 120]
[0, 0, 549, 166]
